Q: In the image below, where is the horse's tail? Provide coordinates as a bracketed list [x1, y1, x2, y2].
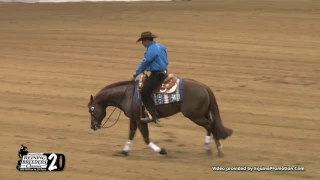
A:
[206, 87, 233, 140]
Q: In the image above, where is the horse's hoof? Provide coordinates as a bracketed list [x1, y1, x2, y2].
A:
[119, 150, 129, 156]
[206, 149, 213, 155]
[217, 151, 224, 157]
[159, 148, 168, 155]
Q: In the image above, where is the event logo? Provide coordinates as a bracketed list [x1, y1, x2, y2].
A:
[16, 144, 66, 171]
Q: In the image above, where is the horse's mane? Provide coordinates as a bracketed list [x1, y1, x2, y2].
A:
[107, 80, 133, 88]
[94, 80, 134, 99]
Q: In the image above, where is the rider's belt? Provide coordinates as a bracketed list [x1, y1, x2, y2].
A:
[151, 70, 167, 75]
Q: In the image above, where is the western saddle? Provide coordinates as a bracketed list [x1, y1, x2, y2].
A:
[138, 73, 178, 94]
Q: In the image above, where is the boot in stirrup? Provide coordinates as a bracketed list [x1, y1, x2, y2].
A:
[151, 110, 160, 124]
[140, 106, 152, 122]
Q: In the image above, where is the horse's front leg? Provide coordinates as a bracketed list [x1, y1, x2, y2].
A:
[120, 118, 137, 156]
[138, 121, 168, 155]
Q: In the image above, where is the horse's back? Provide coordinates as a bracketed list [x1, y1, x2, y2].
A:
[183, 78, 211, 90]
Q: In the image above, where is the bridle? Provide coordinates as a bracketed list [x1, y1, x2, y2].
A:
[89, 82, 131, 129]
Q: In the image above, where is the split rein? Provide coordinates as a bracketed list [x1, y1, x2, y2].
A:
[100, 83, 130, 129]
[101, 106, 122, 129]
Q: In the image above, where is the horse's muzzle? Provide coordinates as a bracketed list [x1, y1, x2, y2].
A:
[91, 121, 101, 131]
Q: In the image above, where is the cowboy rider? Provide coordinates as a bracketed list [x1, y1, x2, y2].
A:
[130, 31, 169, 123]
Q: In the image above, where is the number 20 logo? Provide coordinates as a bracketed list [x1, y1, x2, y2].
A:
[46, 153, 66, 171]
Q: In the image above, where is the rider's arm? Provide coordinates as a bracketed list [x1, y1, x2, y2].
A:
[133, 48, 157, 78]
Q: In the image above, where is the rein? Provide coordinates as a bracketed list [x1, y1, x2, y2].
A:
[101, 106, 122, 129]
[100, 82, 131, 129]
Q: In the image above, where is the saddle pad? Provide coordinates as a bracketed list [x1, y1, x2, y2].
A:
[134, 78, 184, 106]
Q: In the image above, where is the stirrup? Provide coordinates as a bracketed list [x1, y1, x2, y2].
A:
[140, 113, 159, 124]
[140, 108, 152, 122]
[140, 117, 150, 121]
[140, 117, 159, 124]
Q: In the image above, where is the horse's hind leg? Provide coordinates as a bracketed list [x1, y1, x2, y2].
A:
[214, 138, 224, 157]
[190, 116, 224, 157]
[207, 113, 224, 157]
[186, 115, 213, 155]
[204, 129, 213, 155]
[204, 113, 213, 155]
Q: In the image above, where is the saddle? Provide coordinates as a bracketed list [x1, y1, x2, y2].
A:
[138, 73, 178, 94]
[137, 73, 179, 122]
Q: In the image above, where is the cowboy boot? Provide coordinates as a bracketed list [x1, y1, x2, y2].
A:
[140, 105, 159, 123]
[140, 105, 152, 121]
[150, 107, 160, 124]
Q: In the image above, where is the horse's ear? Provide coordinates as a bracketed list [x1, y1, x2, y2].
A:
[90, 95, 93, 104]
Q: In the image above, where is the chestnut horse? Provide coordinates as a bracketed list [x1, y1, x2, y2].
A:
[87, 73, 233, 157]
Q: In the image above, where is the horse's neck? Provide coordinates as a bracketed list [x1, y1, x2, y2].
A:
[95, 82, 132, 109]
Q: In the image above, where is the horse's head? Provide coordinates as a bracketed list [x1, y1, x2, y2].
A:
[88, 95, 106, 131]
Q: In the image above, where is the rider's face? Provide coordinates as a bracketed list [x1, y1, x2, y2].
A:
[142, 40, 151, 48]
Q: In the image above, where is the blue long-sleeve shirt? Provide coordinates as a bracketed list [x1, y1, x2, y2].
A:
[134, 41, 169, 77]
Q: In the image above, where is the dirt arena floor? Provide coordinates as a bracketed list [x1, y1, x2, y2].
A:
[0, 0, 319, 179]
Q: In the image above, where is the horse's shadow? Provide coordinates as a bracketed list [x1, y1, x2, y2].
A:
[111, 145, 217, 160]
